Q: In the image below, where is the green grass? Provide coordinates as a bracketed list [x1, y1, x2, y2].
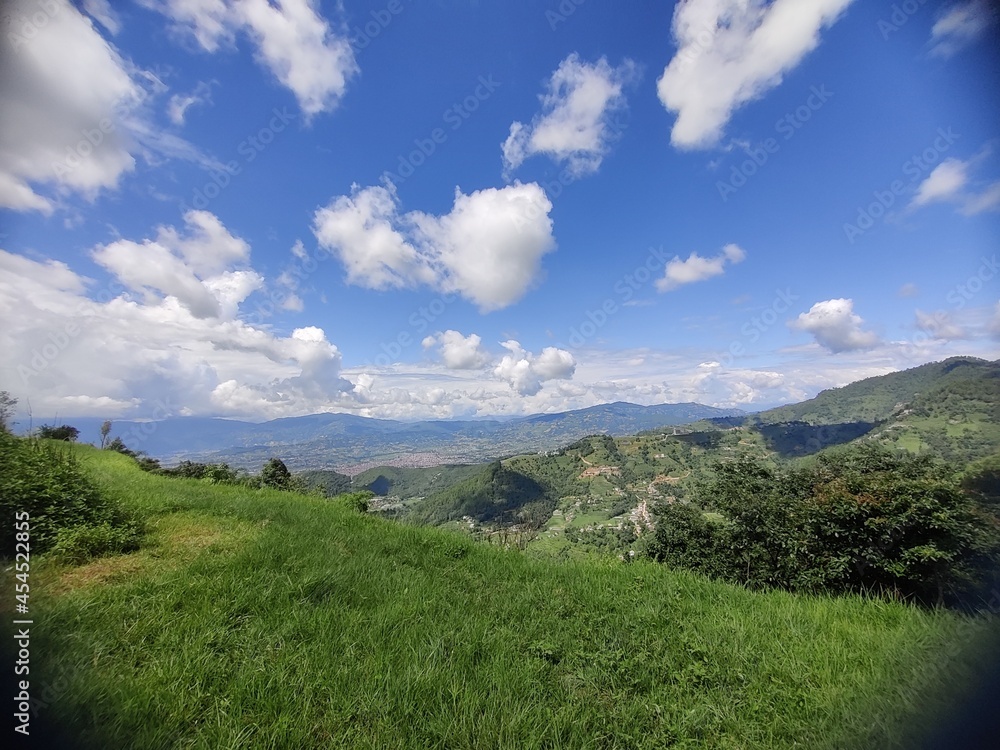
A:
[10, 445, 1000, 749]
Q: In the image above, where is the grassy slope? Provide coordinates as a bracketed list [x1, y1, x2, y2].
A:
[12, 445, 1000, 749]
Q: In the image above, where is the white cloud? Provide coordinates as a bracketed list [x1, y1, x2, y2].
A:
[656, 243, 746, 292]
[961, 181, 1000, 215]
[910, 158, 968, 207]
[930, 0, 997, 58]
[83, 0, 122, 34]
[915, 310, 967, 340]
[148, 0, 358, 117]
[502, 54, 636, 178]
[897, 283, 919, 298]
[313, 182, 556, 312]
[422, 331, 491, 370]
[91, 210, 259, 319]
[167, 81, 214, 125]
[0, 0, 142, 213]
[494, 341, 576, 396]
[657, 0, 854, 149]
[0, 239, 356, 421]
[789, 298, 880, 353]
[908, 149, 1000, 215]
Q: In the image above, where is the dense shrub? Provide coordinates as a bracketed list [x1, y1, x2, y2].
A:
[260, 458, 296, 490]
[0, 433, 143, 557]
[36, 424, 80, 442]
[331, 490, 374, 513]
[647, 443, 1000, 606]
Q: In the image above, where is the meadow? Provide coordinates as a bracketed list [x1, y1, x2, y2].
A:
[6, 443, 999, 748]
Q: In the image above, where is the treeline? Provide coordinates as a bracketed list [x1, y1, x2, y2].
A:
[647, 443, 1000, 607]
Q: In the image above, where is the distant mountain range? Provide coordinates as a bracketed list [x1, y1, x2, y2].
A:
[57, 401, 747, 472]
[386, 356, 1000, 536]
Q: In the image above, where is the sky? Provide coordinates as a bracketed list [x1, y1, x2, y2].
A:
[1, 0, 998, 423]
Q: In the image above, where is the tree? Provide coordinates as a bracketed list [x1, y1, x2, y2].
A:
[37, 424, 80, 442]
[260, 458, 293, 490]
[646, 445, 1000, 606]
[0, 391, 16, 433]
[100, 420, 112, 449]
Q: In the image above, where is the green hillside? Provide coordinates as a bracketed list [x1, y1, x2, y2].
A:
[408, 460, 558, 529]
[7, 443, 1000, 749]
[754, 357, 998, 426]
[298, 468, 353, 497]
[876, 367, 1000, 463]
[353, 463, 484, 500]
[399, 359, 1000, 561]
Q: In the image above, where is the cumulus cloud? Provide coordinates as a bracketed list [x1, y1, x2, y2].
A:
[422, 331, 491, 370]
[494, 341, 576, 396]
[657, 0, 854, 149]
[146, 0, 358, 116]
[789, 298, 879, 353]
[0, 1, 228, 213]
[313, 182, 556, 312]
[91, 210, 260, 319]
[0, 238, 356, 421]
[502, 54, 636, 178]
[656, 243, 746, 292]
[929, 0, 997, 58]
[0, 0, 142, 213]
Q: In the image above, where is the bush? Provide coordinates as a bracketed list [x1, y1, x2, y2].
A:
[332, 491, 373, 513]
[0, 433, 144, 557]
[49, 522, 143, 565]
[646, 444, 1000, 606]
[36, 424, 80, 442]
[260, 458, 294, 490]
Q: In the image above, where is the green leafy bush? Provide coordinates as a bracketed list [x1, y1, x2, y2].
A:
[331, 490, 374, 513]
[49, 522, 143, 565]
[647, 443, 1000, 606]
[0, 433, 143, 557]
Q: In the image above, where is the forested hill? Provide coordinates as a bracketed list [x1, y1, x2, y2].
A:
[753, 357, 998, 425]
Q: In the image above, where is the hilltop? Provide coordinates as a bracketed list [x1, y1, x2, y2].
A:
[7, 443, 999, 749]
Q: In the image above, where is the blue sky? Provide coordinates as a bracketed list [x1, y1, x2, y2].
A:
[1, 0, 998, 422]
